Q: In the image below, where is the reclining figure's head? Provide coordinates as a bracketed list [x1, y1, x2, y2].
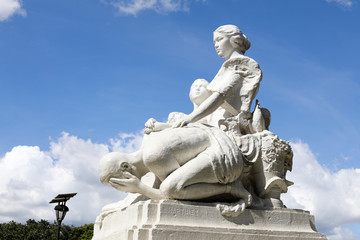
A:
[99, 152, 135, 186]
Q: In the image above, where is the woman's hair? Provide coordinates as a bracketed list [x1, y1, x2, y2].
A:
[214, 25, 251, 54]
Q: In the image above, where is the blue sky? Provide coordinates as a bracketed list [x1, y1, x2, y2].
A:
[0, 0, 359, 239]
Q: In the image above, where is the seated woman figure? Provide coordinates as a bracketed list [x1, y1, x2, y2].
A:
[174, 25, 262, 132]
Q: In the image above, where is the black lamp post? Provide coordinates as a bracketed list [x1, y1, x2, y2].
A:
[49, 193, 77, 240]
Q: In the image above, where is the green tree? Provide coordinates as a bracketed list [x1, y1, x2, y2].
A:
[58, 223, 94, 240]
[0, 220, 27, 240]
[25, 219, 55, 240]
[76, 224, 94, 240]
[0, 220, 94, 240]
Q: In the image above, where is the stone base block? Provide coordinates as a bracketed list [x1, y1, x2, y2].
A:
[93, 199, 327, 240]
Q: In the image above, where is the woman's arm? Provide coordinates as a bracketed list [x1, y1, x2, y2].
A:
[144, 118, 172, 134]
[173, 92, 224, 127]
[153, 122, 172, 131]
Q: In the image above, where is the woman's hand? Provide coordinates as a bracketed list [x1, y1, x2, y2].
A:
[109, 172, 142, 193]
[172, 116, 192, 128]
[144, 118, 157, 134]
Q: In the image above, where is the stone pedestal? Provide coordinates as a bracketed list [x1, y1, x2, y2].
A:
[93, 199, 327, 240]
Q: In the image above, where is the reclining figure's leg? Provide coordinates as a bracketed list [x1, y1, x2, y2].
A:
[159, 152, 251, 205]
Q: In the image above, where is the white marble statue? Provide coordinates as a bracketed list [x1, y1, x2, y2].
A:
[98, 24, 293, 217]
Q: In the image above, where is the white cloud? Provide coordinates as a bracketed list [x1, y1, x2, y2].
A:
[1, 131, 359, 239]
[109, 131, 143, 153]
[327, 227, 358, 240]
[103, 0, 354, 15]
[326, 0, 354, 7]
[0, 0, 26, 21]
[0, 132, 143, 225]
[283, 141, 360, 239]
[104, 0, 190, 15]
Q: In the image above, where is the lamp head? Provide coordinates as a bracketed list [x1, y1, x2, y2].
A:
[54, 203, 69, 223]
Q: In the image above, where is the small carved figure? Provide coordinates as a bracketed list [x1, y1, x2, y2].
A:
[144, 78, 212, 135]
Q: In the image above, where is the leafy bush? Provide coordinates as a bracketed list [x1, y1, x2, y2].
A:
[0, 219, 93, 240]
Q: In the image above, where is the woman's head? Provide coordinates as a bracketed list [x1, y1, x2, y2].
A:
[189, 79, 211, 106]
[214, 25, 251, 55]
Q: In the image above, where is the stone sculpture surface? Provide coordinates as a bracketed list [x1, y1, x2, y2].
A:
[98, 24, 294, 217]
[93, 24, 328, 240]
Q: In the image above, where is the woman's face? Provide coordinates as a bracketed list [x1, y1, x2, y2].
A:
[213, 32, 234, 59]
